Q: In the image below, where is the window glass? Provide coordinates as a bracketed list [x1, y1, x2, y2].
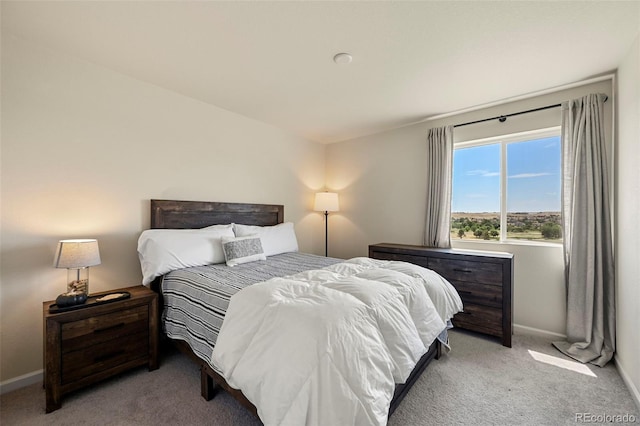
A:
[451, 130, 562, 244]
[506, 136, 562, 242]
[451, 144, 500, 241]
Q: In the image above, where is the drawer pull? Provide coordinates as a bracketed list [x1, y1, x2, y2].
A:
[460, 311, 472, 315]
[94, 350, 125, 363]
[453, 268, 473, 273]
[458, 290, 473, 295]
[94, 323, 125, 333]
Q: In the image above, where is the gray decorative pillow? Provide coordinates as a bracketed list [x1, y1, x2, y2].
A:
[221, 235, 266, 267]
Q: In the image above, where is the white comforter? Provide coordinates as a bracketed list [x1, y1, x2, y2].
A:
[211, 257, 462, 426]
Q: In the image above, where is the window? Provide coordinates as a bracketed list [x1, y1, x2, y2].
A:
[451, 128, 562, 244]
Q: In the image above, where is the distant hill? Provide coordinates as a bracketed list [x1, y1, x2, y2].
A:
[451, 211, 562, 242]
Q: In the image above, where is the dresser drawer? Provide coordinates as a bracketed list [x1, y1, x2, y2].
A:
[427, 257, 503, 286]
[61, 306, 149, 353]
[61, 331, 148, 385]
[371, 252, 431, 269]
[450, 280, 502, 308]
[452, 303, 502, 337]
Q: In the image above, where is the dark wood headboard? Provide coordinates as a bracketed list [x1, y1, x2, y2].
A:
[150, 199, 284, 229]
[147, 199, 285, 314]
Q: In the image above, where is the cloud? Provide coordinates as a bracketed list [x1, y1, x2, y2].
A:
[467, 169, 500, 177]
[508, 172, 552, 179]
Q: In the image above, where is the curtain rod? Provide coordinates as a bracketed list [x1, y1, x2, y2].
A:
[453, 95, 608, 128]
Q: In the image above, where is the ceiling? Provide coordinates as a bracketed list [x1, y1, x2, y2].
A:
[3, 1, 639, 143]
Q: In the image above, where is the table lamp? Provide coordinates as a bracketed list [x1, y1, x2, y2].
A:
[53, 239, 101, 303]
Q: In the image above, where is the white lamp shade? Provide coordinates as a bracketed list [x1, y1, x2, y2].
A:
[53, 239, 101, 269]
[314, 192, 340, 212]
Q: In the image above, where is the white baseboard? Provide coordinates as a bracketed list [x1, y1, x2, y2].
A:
[514, 323, 567, 340]
[615, 357, 640, 411]
[0, 370, 43, 395]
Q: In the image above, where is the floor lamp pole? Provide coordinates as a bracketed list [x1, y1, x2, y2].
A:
[324, 211, 329, 257]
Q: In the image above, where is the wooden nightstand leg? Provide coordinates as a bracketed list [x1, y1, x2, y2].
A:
[45, 318, 62, 413]
[148, 296, 159, 371]
[45, 386, 61, 413]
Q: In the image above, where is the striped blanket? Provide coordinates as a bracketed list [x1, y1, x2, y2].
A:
[161, 252, 341, 363]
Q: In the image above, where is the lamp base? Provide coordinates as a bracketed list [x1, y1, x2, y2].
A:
[67, 268, 90, 296]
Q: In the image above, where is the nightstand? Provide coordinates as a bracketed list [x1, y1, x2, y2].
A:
[43, 285, 159, 413]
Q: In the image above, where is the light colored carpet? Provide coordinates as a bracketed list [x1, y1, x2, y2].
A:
[2, 329, 638, 425]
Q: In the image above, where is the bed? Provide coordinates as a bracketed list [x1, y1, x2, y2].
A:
[144, 199, 462, 425]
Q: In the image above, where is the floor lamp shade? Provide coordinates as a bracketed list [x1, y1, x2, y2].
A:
[314, 192, 340, 213]
[314, 192, 339, 257]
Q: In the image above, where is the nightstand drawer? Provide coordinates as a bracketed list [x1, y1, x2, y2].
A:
[449, 280, 502, 308]
[61, 306, 149, 353]
[452, 303, 502, 336]
[427, 258, 503, 286]
[61, 331, 148, 385]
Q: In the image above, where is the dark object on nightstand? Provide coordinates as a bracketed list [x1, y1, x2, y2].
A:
[43, 285, 158, 413]
[55, 292, 88, 308]
[369, 243, 514, 347]
[49, 291, 131, 313]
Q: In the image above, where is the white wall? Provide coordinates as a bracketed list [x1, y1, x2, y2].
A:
[0, 36, 326, 383]
[326, 79, 613, 337]
[616, 32, 640, 407]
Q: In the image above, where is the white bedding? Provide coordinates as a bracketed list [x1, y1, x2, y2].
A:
[211, 257, 462, 426]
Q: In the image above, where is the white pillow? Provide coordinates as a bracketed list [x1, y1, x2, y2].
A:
[137, 224, 234, 285]
[233, 222, 299, 257]
[221, 234, 266, 267]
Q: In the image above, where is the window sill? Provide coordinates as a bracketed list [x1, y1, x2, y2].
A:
[451, 239, 562, 249]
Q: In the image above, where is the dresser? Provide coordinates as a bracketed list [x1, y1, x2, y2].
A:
[43, 285, 159, 412]
[369, 243, 514, 347]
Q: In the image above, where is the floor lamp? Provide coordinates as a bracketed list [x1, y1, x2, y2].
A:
[314, 192, 339, 257]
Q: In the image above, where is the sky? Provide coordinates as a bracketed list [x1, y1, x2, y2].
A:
[452, 136, 561, 213]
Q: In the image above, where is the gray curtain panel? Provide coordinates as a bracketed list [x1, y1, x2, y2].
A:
[553, 93, 615, 367]
[424, 125, 454, 248]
